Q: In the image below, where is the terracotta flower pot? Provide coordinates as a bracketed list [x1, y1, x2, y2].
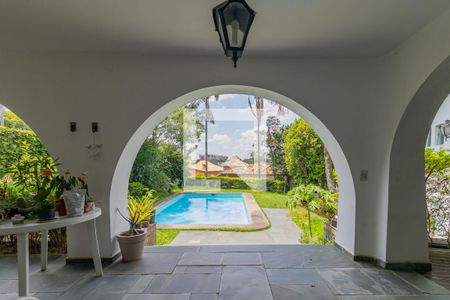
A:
[56, 199, 67, 216]
[116, 229, 147, 262]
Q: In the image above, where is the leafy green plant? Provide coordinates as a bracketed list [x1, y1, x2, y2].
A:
[118, 192, 158, 235]
[128, 182, 150, 198]
[288, 184, 337, 238]
[8, 155, 59, 209]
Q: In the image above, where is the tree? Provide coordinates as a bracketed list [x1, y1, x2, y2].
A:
[0, 111, 51, 177]
[130, 138, 172, 192]
[248, 97, 286, 179]
[283, 119, 327, 187]
[151, 107, 203, 150]
[424, 148, 450, 246]
[266, 116, 290, 191]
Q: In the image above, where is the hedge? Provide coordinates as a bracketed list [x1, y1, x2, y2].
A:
[194, 175, 285, 193]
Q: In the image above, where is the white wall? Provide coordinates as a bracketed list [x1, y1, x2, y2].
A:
[0, 7, 448, 264]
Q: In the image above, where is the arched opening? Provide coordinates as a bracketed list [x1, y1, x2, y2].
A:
[0, 104, 65, 254]
[110, 85, 356, 254]
[388, 57, 450, 271]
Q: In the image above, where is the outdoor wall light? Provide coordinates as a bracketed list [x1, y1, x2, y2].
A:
[212, 0, 255, 68]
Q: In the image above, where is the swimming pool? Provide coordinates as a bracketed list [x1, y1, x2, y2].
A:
[156, 193, 249, 225]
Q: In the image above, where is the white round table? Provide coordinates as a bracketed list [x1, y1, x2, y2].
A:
[0, 208, 103, 298]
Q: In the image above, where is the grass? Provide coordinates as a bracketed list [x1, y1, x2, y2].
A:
[290, 206, 330, 244]
[156, 229, 180, 245]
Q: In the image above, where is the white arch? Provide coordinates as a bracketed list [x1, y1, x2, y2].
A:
[388, 57, 450, 265]
[110, 85, 356, 254]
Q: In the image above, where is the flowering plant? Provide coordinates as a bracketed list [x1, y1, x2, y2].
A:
[8, 155, 59, 209]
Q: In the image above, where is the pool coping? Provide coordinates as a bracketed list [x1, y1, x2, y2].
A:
[156, 192, 270, 230]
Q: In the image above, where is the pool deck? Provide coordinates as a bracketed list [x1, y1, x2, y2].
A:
[170, 208, 300, 245]
[157, 193, 270, 230]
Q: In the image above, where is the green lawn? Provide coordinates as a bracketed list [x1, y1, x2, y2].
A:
[156, 229, 180, 245]
[207, 189, 289, 208]
[290, 206, 329, 244]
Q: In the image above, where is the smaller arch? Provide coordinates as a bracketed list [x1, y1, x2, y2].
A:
[388, 56, 450, 264]
[110, 85, 357, 254]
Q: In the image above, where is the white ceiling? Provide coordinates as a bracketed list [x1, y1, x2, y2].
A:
[0, 0, 449, 57]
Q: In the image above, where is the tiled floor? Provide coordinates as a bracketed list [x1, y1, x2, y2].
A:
[0, 245, 449, 300]
[170, 209, 301, 245]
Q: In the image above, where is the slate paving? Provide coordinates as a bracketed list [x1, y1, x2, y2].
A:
[0, 245, 449, 299]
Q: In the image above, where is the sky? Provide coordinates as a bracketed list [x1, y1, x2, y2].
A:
[186, 94, 299, 159]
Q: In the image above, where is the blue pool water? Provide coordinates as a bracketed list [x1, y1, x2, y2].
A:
[156, 193, 249, 225]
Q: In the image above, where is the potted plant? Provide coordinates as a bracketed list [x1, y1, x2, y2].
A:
[55, 171, 87, 217]
[8, 156, 59, 221]
[78, 172, 95, 213]
[116, 195, 157, 262]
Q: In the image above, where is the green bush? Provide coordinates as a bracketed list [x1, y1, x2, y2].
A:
[194, 175, 285, 193]
[0, 126, 50, 177]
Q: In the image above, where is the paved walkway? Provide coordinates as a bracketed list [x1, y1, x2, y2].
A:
[1, 245, 449, 299]
[170, 209, 301, 245]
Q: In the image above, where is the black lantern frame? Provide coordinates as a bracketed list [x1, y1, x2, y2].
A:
[212, 0, 256, 68]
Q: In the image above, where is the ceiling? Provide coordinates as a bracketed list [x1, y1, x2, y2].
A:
[0, 0, 449, 57]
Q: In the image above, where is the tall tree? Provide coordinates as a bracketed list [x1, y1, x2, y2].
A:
[283, 118, 327, 188]
[266, 116, 290, 191]
[188, 96, 219, 177]
[248, 96, 264, 178]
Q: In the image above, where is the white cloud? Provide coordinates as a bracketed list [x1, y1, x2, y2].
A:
[208, 133, 231, 144]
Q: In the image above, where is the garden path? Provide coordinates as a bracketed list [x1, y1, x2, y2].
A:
[170, 209, 301, 245]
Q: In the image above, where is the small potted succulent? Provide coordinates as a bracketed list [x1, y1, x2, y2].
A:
[116, 194, 157, 262]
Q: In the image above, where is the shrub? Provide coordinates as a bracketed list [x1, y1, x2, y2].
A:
[194, 175, 285, 193]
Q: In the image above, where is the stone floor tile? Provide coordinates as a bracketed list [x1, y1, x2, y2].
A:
[270, 282, 338, 300]
[190, 294, 219, 300]
[83, 291, 125, 300]
[266, 268, 322, 285]
[106, 253, 181, 274]
[393, 271, 450, 295]
[145, 246, 200, 253]
[0, 294, 16, 300]
[178, 253, 223, 266]
[0, 280, 17, 293]
[145, 274, 221, 293]
[361, 269, 420, 295]
[32, 292, 63, 300]
[173, 266, 222, 274]
[219, 266, 272, 300]
[261, 251, 303, 269]
[128, 275, 155, 293]
[53, 276, 102, 299]
[318, 268, 386, 295]
[338, 296, 450, 299]
[30, 274, 82, 293]
[123, 294, 190, 300]
[221, 253, 262, 265]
